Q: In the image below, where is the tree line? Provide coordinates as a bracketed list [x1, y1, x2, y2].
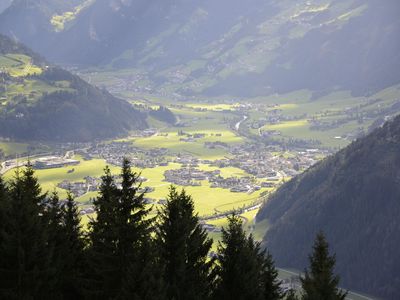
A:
[0, 158, 346, 299]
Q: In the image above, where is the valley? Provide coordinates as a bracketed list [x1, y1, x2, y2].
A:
[2, 78, 399, 246]
[0, 0, 399, 298]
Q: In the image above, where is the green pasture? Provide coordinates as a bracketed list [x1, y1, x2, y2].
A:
[0, 54, 42, 77]
[3, 157, 120, 199]
[0, 142, 29, 156]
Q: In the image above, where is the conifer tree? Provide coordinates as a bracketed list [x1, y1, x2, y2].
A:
[116, 158, 163, 300]
[214, 214, 283, 300]
[0, 165, 52, 299]
[0, 176, 8, 246]
[88, 159, 162, 299]
[119, 237, 166, 300]
[43, 192, 64, 297]
[87, 165, 120, 298]
[259, 244, 283, 300]
[300, 232, 347, 300]
[156, 186, 213, 300]
[285, 289, 299, 300]
[58, 192, 86, 299]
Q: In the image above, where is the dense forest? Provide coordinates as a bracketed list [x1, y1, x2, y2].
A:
[257, 115, 400, 299]
[0, 159, 346, 300]
[0, 34, 147, 142]
[149, 106, 177, 125]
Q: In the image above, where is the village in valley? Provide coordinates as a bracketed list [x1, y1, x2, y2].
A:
[5, 90, 382, 233]
[0, 124, 327, 228]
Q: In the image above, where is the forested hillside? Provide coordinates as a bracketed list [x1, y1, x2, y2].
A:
[1, 0, 399, 97]
[0, 0, 85, 51]
[257, 115, 400, 299]
[0, 34, 146, 142]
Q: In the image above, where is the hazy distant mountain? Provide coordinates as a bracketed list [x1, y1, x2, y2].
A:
[2, 0, 397, 97]
[1, 0, 399, 97]
[256, 115, 400, 299]
[0, 0, 86, 53]
[0, 0, 12, 13]
[0, 34, 146, 142]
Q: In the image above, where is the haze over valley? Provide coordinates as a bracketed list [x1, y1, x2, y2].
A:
[0, 1, 399, 299]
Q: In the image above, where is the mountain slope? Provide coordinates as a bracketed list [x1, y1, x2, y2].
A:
[0, 34, 146, 142]
[0, 0, 12, 14]
[256, 115, 400, 299]
[3, 0, 398, 98]
[0, 0, 87, 53]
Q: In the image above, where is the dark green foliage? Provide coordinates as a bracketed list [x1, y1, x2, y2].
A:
[214, 214, 283, 300]
[258, 115, 400, 299]
[0, 161, 337, 299]
[87, 158, 162, 299]
[42, 192, 64, 297]
[58, 193, 86, 299]
[261, 250, 283, 300]
[300, 233, 346, 300]
[285, 290, 298, 300]
[87, 165, 122, 298]
[0, 165, 52, 299]
[149, 106, 177, 124]
[156, 186, 213, 300]
[0, 175, 8, 246]
[0, 34, 147, 142]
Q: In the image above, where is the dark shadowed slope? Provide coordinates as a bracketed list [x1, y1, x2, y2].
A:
[0, 34, 146, 142]
[0, 0, 84, 53]
[257, 115, 400, 299]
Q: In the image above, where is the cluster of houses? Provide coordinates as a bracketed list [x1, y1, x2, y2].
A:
[210, 175, 261, 193]
[163, 167, 215, 186]
[163, 167, 264, 194]
[83, 142, 168, 168]
[57, 175, 151, 199]
[209, 143, 324, 180]
[57, 176, 100, 198]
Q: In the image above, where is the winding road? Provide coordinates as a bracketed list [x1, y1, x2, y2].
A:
[234, 115, 248, 131]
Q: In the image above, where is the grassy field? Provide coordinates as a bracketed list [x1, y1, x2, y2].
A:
[0, 54, 42, 77]
[50, 0, 95, 32]
[3, 155, 264, 219]
[0, 142, 29, 156]
[243, 87, 400, 148]
[4, 157, 120, 200]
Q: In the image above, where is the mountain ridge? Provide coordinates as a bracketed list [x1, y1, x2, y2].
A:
[0, 34, 146, 142]
[256, 114, 400, 299]
[2, 0, 400, 98]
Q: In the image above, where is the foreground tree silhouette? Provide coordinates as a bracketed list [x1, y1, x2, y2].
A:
[86, 165, 119, 298]
[156, 186, 213, 300]
[0, 165, 52, 299]
[214, 214, 283, 300]
[58, 193, 86, 299]
[88, 158, 163, 299]
[261, 249, 283, 300]
[301, 232, 347, 300]
[0, 176, 8, 246]
[43, 192, 64, 297]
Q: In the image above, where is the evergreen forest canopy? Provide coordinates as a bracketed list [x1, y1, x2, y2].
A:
[257, 114, 400, 299]
[0, 34, 146, 142]
[0, 159, 346, 300]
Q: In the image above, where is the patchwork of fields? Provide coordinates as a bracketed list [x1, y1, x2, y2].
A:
[1, 80, 400, 248]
